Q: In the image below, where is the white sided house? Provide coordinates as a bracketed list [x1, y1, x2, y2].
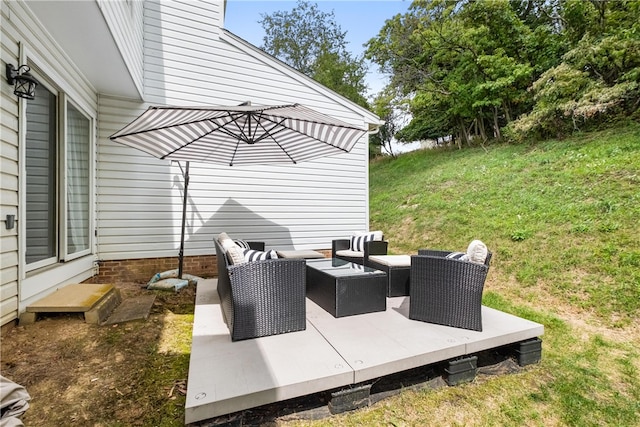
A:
[0, 0, 380, 326]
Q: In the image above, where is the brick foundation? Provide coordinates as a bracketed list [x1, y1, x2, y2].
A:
[91, 249, 332, 284]
[93, 255, 217, 284]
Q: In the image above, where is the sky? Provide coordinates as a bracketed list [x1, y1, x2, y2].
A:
[223, 0, 412, 96]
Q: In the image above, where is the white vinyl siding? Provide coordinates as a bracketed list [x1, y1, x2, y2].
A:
[1, 0, 376, 326]
[95, 0, 375, 261]
[1, 1, 23, 325]
[1, 0, 100, 323]
[99, 98, 370, 259]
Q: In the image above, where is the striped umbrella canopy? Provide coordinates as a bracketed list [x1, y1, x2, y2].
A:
[109, 103, 367, 278]
[109, 103, 366, 166]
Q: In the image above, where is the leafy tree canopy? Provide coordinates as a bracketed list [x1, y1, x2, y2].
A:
[260, 0, 369, 108]
[366, 0, 640, 147]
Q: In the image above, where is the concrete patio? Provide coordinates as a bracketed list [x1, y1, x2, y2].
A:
[185, 278, 544, 424]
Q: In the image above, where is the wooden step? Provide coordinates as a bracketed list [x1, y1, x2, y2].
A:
[20, 284, 122, 325]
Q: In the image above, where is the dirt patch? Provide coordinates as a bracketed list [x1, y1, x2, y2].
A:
[486, 276, 640, 345]
[0, 281, 196, 426]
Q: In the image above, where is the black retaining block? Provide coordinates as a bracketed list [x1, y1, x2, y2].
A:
[516, 337, 542, 366]
[445, 356, 478, 386]
[328, 384, 372, 414]
[206, 412, 243, 426]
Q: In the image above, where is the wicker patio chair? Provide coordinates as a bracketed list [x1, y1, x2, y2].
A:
[409, 249, 492, 331]
[215, 239, 306, 341]
[331, 239, 388, 265]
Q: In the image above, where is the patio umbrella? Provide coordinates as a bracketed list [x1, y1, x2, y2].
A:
[109, 103, 367, 277]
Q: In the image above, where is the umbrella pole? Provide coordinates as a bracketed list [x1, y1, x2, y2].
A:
[178, 161, 190, 279]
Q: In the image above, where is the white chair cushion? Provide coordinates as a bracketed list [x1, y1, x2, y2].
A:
[369, 255, 411, 267]
[335, 249, 363, 258]
[276, 250, 324, 259]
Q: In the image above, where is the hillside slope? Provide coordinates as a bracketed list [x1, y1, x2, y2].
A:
[370, 123, 640, 326]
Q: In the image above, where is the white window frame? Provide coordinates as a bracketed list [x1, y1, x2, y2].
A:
[19, 59, 96, 274]
[62, 97, 94, 262]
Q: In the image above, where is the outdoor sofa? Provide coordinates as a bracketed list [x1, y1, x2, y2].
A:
[214, 234, 306, 341]
[331, 230, 388, 265]
[409, 241, 492, 331]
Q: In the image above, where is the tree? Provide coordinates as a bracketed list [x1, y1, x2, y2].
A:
[506, 0, 640, 141]
[259, 0, 369, 108]
[369, 88, 408, 158]
[313, 51, 369, 108]
[366, 1, 539, 144]
[364, 0, 638, 147]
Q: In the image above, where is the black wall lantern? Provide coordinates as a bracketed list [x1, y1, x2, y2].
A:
[6, 64, 38, 100]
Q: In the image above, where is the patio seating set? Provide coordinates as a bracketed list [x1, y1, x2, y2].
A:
[215, 231, 491, 341]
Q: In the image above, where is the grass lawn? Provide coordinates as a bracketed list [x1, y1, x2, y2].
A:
[283, 122, 640, 426]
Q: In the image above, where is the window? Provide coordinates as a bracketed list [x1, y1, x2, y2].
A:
[25, 83, 57, 266]
[24, 78, 93, 270]
[66, 103, 91, 256]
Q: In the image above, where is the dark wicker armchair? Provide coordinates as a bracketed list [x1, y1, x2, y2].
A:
[331, 239, 388, 265]
[214, 239, 306, 341]
[409, 249, 492, 331]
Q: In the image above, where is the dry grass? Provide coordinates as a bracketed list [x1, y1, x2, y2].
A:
[1, 282, 195, 426]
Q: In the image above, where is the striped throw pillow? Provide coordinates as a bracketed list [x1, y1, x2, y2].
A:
[243, 248, 278, 262]
[350, 231, 382, 252]
[233, 239, 251, 249]
[446, 251, 468, 261]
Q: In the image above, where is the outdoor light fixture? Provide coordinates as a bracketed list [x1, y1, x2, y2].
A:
[6, 64, 38, 100]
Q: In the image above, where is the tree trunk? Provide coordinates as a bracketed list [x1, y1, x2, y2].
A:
[473, 119, 479, 141]
[467, 119, 478, 147]
[458, 118, 468, 148]
[478, 117, 487, 142]
[503, 101, 512, 123]
[493, 106, 502, 140]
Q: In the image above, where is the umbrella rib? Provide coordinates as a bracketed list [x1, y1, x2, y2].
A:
[214, 123, 253, 143]
[159, 114, 243, 159]
[111, 117, 221, 139]
[229, 136, 242, 166]
[259, 115, 352, 153]
[250, 111, 266, 143]
[253, 118, 298, 164]
[229, 112, 253, 143]
[252, 116, 287, 144]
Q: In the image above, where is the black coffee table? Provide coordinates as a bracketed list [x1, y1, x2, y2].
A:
[305, 258, 387, 318]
